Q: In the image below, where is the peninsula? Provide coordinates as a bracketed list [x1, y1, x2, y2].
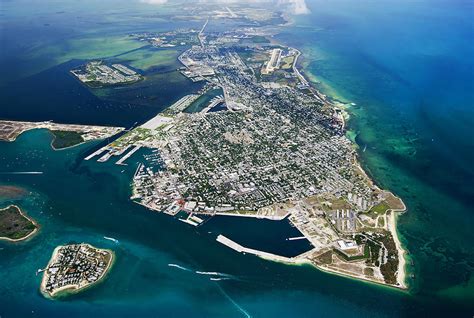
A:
[0, 205, 38, 242]
[40, 243, 114, 298]
[0, 120, 124, 149]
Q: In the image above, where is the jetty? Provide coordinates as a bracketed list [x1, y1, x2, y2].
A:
[216, 235, 305, 264]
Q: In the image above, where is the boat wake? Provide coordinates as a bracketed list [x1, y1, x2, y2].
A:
[168, 263, 192, 272]
[210, 277, 232, 281]
[196, 271, 228, 276]
[217, 284, 252, 318]
[168, 264, 249, 316]
[0, 171, 43, 175]
[103, 236, 119, 244]
[196, 271, 239, 282]
[168, 264, 238, 281]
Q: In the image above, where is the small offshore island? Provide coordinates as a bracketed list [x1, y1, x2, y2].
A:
[40, 244, 114, 298]
[71, 61, 143, 88]
[0, 205, 38, 242]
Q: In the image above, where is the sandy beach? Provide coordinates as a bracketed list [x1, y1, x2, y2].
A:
[389, 205, 408, 289]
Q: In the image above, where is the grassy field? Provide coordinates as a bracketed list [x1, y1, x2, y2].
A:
[367, 201, 390, 218]
[0, 206, 37, 240]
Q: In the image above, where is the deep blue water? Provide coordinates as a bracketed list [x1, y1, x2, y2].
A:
[278, 0, 474, 301]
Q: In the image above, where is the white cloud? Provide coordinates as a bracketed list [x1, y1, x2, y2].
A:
[289, 0, 310, 14]
[279, 0, 310, 15]
[140, 0, 168, 5]
[197, 0, 310, 15]
[139, 0, 310, 15]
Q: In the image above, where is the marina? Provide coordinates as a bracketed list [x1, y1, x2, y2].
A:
[116, 145, 141, 165]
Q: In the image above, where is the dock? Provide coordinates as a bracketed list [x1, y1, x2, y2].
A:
[287, 236, 306, 241]
[97, 150, 113, 162]
[84, 147, 106, 161]
[179, 215, 203, 227]
[116, 145, 141, 165]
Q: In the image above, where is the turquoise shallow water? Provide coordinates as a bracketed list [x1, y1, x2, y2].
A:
[278, 0, 474, 303]
[0, 0, 473, 316]
[0, 129, 470, 317]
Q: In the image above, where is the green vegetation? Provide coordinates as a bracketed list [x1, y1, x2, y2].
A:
[323, 197, 351, 211]
[378, 232, 399, 285]
[366, 239, 382, 266]
[280, 56, 295, 69]
[112, 128, 152, 147]
[378, 217, 385, 228]
[51, 130, 84, 149]
[367, 201, 390, 218]
[0, 205, 37, 240]
[315, 250, 334, 265]
[250, 35, 270, 44]
[356, 232, 398, 284]
[334, 244, 369, 262]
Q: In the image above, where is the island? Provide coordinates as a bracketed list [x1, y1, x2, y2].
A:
[40, 243, 114, 298]
[0, 205, 38, 242]
[70, 61, 143, 87]
[85, 19, 408, 290]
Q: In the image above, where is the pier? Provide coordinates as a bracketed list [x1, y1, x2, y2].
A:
[287, 236, 306, 241]
[116, 145, 141, 165]
[84, 147, 106, 161]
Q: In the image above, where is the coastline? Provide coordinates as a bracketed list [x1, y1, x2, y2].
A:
[40, 245, 62, 299]
[287, 39, 409, 290]
[316, 261, 408, 292]
[0, 204, 39, 242]
[217, 233, 408, 291]
[389, 203, 408, 289]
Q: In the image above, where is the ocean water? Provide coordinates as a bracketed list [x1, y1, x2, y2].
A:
[278, 0, 474, 303]
[0, 129, 468, 318]
[1, 0, 473, 317]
